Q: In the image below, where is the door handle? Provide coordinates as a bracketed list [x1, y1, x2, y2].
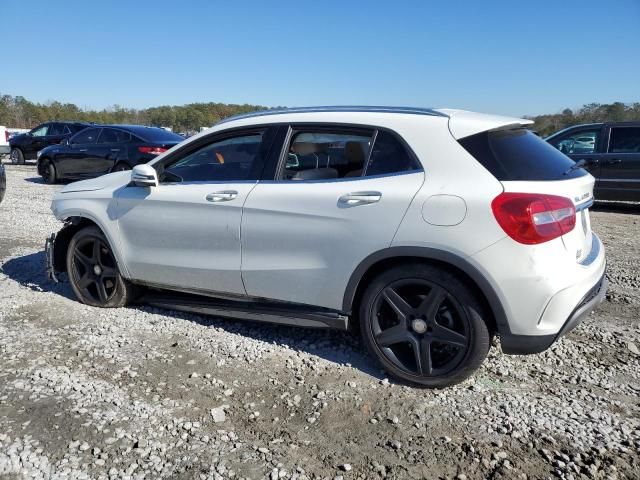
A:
[338, 191, 382, 206]
[605, 159, 622, 165]
[110, 149, 121, 152]
[206, 190, 238, 202]
[79, 149, 88, 152]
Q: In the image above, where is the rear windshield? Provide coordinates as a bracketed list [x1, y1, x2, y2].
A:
[459, 128, 588, 181]
[133, 128, 184, 143]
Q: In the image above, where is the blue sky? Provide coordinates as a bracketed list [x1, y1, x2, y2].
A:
[2, 0, 639, 116]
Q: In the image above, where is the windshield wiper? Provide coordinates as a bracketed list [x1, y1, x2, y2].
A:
[563, 158, 588, 175]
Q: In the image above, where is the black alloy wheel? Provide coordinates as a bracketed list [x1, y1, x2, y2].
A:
[360, 264, 491, 388]
[66, 226, 136, 308]
[41, 159, 57, 184]
[371, 279, 470, 377]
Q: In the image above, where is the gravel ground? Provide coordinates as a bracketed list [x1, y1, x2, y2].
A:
[0, 163, 639, 480]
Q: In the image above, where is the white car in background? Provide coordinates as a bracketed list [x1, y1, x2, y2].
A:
[45, 106, 607, 387]
[0, 126, 9, 157]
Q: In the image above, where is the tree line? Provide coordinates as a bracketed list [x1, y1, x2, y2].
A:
[0, 93, 638, 135]
[527, 102, 640, 137]
[0, 94, 269, 132]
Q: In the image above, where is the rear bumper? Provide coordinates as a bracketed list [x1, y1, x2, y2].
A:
[501, 270, 608, 354]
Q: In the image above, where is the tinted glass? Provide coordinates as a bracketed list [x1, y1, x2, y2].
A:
[131, 127, 184, 143]
[608, 127, 640, 153]
[31, 125, 49, 137]
[71, 128, 101, 144]
[549, 128, 600, 154]
[459, 128, 587, 181]
[98, 128, 130, 144]
[281, 130, 373, 181]
[68, 124, 88, 133]
[365, 131, 420, 176]
[49, 123, 65, 136]
[164, 133, 263, 182]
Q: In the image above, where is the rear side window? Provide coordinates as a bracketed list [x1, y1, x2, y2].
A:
[608, 127, 640, 153]
[98, 128, 131, 144]
[280, 130, 373, 181]
[459, 129, 587, 181]
[365, 131, 421, 176]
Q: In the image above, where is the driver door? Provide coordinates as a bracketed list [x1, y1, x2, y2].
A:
[113, 127, 276, 296]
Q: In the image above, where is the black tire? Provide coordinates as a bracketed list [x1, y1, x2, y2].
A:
[10, 148, 24, 165]
[66, 226, 136, 308]
[40, 159, 57, 184]
[112, 162, 131, 172]
[359, 264, 491, 388]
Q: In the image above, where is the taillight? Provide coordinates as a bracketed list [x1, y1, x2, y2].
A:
[4, 131, 8, 142]
[138, 146, 167, 155]
[491, 192, 576, 245]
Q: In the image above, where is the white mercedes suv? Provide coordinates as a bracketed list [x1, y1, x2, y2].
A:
[46, 106, 607, 387]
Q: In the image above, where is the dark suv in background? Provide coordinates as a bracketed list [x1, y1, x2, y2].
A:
[9, 121, 90, 164]
[546, 121, 640, 201]
[37, 125, 184, 184]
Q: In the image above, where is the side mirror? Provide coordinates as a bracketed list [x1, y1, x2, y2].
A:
[131, 164, 158, 187]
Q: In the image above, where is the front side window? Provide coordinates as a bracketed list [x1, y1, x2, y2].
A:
[549, 128, 600, 154]
[49, 123, 65, 136]
[31, 125, 49, 137]
[71, 128, 101, 145]
[163, 133, 263, 183]
[280, 130, 373, 181]
[608, 127, 640, 153]
[365, 131, 420, 176]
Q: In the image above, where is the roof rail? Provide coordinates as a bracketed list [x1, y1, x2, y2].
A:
[215, 105, 447, 125]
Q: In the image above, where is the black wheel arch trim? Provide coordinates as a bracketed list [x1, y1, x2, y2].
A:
[342, 246, 511, 335]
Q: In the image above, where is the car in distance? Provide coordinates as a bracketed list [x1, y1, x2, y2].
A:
[0, 162, 5, 203]
[37, 125, 185, 184]
[46, 106, 607, 388]
[546, 121, 640, 201]
[0, 126, 10, 157]
[9, 121, 90, 165]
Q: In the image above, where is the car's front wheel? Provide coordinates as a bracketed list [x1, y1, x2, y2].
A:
[359, 264, 491, 388]
[10, 148, 24, 165]
[66, 226, 136, 308]
[40, 159, 57, 184]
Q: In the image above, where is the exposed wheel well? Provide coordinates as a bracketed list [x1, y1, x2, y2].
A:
[51, 217, 100, 273]
[348, 256, 498, 336]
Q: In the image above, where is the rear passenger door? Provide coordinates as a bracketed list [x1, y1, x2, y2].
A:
[598, 125, 640, 201]
[93, 128, 129, 174]
[241, 125, 425, 311]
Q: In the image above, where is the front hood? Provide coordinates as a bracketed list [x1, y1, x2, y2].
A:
[60, 171, 131, 193]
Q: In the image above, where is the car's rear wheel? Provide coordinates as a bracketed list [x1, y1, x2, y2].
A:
[10, 148, 24, 165]
[66, 226, 136, 308]
[359, 264, 491, 388]
[41, 159, 57, 184]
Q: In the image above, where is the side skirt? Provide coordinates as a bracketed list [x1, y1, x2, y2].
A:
[140, 290, 350, 330]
